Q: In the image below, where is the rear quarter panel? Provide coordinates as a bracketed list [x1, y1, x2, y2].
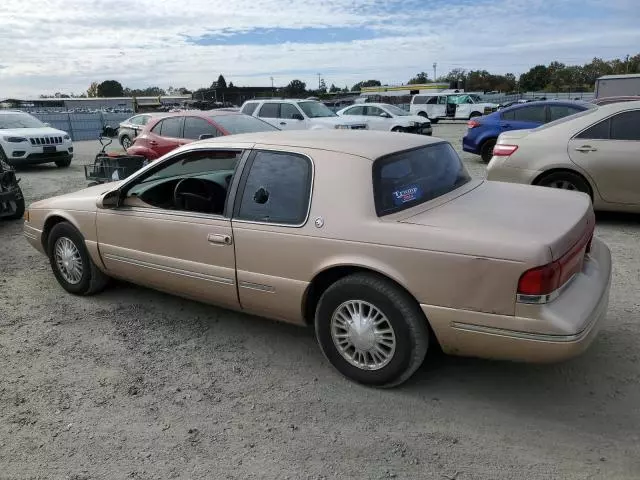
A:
[234, 147, 529, 324]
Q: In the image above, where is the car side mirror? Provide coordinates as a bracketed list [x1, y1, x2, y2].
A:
[292, 113, 304, 121]
[198, 133, 214, 140]
[96, 189, 120, 209]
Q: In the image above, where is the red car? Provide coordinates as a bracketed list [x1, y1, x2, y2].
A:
[126, 110, 278, 160]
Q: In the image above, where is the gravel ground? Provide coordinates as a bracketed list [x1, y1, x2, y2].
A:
[1, 124, 639, 480]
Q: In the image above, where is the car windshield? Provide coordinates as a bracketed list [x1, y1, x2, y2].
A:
[373, 142, 471, 216]
[212, 114, 279, 134]
[297, 101, 337, 118]
[383, 105, 410, 116]
[0, 113, 45, 129]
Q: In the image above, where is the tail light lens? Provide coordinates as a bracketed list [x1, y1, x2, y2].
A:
[467, 119, 481, 129]
[517, 226, 594, 301]
[492, 144, 518, 156]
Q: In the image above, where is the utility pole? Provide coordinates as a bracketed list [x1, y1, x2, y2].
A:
[270, 76, 274, 97]
[433, 62, 437, 82]
[626, 54, 630, 73]
[317, 73, 322, 91]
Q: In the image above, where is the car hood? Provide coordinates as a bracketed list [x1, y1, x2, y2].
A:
[30, 181, 125, 212]
[1, 126, 69, 137]
[399, 180, 594, 262]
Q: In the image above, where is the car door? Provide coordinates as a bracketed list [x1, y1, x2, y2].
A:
[429, 96, 447, 119]
[182, 116, 222, 142]
[339, 105, 368, 123]
[363, 106, 390, 130]
[255, 103, 282, 129]
[147, 117, 184, 156]
[500, 104, 546, 132]
[96, 148, 245, 309]
[277, 103, 307, 130]
[231, 148, 314, 322]
[568, 109, 640, 205]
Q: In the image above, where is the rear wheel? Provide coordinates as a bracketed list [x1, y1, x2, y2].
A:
[480, 138, 497, 163]
[121, 135, 132, 149]
[536, 171, 592, 198]
[391, 126, 405, 133]
[315, 273, 429, 388]
[47, 222, 110, 295]
[469, 111, 482, 119]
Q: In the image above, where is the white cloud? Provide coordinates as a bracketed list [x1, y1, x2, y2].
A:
[0, 0, 637, 97]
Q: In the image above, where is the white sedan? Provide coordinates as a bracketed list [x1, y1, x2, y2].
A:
[337, 103, 432, 135]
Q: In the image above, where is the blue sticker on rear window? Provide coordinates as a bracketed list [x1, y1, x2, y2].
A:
[392, 184, 422, 205]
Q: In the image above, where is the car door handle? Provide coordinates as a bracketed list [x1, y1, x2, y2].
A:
[279, 122, 287, 125]
[207, 234, 232, 245]
[575, 146, 597, 153]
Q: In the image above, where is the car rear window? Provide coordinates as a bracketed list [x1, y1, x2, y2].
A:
[373, 143, 471, 216]
[212, 114, 279, 134]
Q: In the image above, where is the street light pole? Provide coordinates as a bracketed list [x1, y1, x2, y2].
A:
[433, 62, 437, 82]
[270, 76, 274, 97]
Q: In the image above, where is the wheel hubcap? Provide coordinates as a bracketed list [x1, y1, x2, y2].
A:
[54, 237, 83, 284]
[548, 180, 577, 190]
[330, 300, 396, 371]
[123, 138, 131, 148]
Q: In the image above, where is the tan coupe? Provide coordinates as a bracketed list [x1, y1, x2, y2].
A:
[24, 130, 612, 387]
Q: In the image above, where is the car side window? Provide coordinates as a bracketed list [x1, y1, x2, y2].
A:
[549, 105, 581, 122]
[126, 150, 243, 215]
[577, 119, 610, 140]
[501, 110, 516, 121]
[437, 96, 447, 105]
[280, 103, 302, 119]
[610, 111, 640, 141]
[158, 117, 183, 138]
[258, 103, 279, 118]
[241, 103, 259, 116]
[150, 120, 163, 135]
[513, 106, 546, 123]
[413, 96, 427, 105]
[129, 116, 144, 125]
[344, 106, 365, 115]
[183, 117, 220, 140]
[140, 115, 151, 125]
[426, 97, 438, 105]
[236, 151, 312, 225]
[365, 106, 384, 116]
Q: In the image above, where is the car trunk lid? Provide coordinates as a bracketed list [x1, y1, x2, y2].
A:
[399, 180, 594, 262]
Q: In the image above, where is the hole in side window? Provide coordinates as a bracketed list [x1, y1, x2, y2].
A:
[237, 151, 312, 225]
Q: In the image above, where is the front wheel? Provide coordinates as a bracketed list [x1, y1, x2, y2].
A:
[315, 273, 429, 387]
[55, 157, 72, 168]
[391, 126, 405, 133]
[47, 222, 110, 295]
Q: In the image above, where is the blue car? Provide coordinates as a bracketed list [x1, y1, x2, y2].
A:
[462, 100, 593, 162]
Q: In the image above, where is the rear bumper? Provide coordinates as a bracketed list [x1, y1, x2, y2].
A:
[423, 238, 612, 363]
[486, 160, 539, 184]
[462, 136, 480, 154]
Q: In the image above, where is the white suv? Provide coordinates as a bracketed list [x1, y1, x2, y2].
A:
[241, 99, 368, 131]
[0, 111, 74, 167]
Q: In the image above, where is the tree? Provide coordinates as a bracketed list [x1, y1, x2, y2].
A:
[351, 79, 381, 92]
[87, 82, 99, 98]
[285, 79, 306, 96]
[329, 83, 340, 93]
[318, 78, 327, 93]
[518, 65, 550, 92]
[228, 82, 234, 88]
[407, 72, 429, 84]
[217, 75, 227, 89]
[97, 80, 124, 97]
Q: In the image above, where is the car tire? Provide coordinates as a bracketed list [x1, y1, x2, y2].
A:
[47, 222, 110, 295]
[391, 127, 405, 133]
[120, 135, 132, 149]
[469, 112, 482, 119]
[55, 158, 72, 168]
[536, 171, 592, 198]
[480, 138, 497, 163]
[315, 273, 429, 388]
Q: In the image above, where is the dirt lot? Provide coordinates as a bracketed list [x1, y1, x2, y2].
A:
[1, 124, 639, 480]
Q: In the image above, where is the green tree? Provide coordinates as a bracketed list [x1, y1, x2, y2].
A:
[318, 78, 327, 93]
[407, 72, 429, 84]
[97, 80, 125, 97]
[518, 65, 550, 91]
[87, 82, 99, 98]
[285, 79, 307, 96]
[329, 83, 340, 93]
[216, 75, 227, 89]
[351, 79, 381, 92]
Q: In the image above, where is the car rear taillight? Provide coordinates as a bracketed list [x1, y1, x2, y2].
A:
[517, 226, 594, 301]
[467, 119, 481, 129]
[492, 144, 518, 156]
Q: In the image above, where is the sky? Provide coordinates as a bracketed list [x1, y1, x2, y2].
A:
[1, 0, 638, 98]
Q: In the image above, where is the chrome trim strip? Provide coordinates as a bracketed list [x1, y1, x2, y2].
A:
[103, 254, 234, 286]
[117, 207, 228, 222]
[450, 321, 592, 343]
[238, 281, 275, 293]
[516, 274, 577, 304]
[23, 231, 38, 241]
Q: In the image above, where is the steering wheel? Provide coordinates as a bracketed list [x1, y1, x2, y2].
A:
[173, 177, 226, 214]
